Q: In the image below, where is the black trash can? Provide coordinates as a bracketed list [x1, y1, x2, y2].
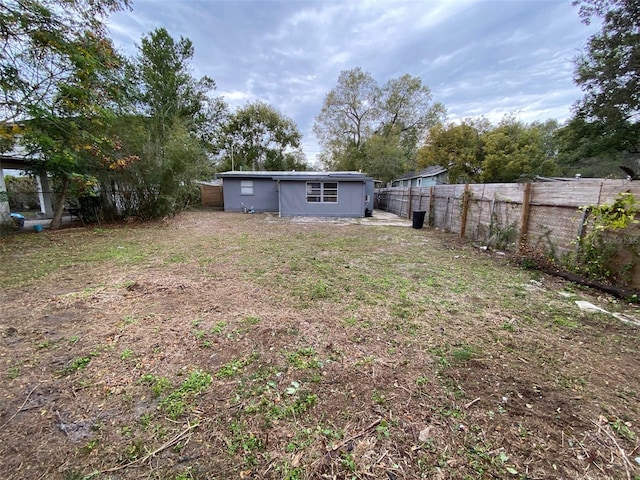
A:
[412, 211, 426, 229]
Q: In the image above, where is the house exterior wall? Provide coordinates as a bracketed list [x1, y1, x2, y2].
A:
[221, 177, 279, 212]
[412, 176, 440, 187]
[393, 179, 412, 188]
[365, 179, 374, 213]
[391, 169, 449, 188]
[279, 181, 365, 217]
[396, 173, 448, 188]
[434, 172, 449, 184]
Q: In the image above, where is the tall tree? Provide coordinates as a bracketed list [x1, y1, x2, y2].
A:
[0, 0, 129, 122]
[531, 119, 561, 159]
[572, 0, 640, 156]
[314, 67, 380, 171]
[314, 68, 443, 182]
[136, 28, 215, 140]
[554, 116, 638, 177]
[379, 74, 445, 157]
[101, 28, 219, 219]
[417, 119, 489, 184]
[218, 101, 303, 172]
[481, 117, 556, 183]
[363, 132, 407, 184]
[418, 116, 558, 184]
[0, 0, 130, 228]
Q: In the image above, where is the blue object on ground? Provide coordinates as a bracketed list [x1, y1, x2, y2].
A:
[33, 224, 43, 233]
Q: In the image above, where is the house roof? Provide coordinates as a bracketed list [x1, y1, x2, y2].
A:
[0, 142, 43, 170]
[533, 175, 595, 182]
[217, 171, 372, 182]
[196, 180, 221, 186]
[395, 165, 448, 181]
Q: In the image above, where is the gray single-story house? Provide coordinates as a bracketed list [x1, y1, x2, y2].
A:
[391, 165, 448, 188]
[217, 171, 374, 218]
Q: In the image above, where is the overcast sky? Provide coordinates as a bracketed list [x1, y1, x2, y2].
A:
[107, 0, 600, 165]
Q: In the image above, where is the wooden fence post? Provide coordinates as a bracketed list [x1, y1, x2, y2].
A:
[402, 189, 407, 217]
[460, 184, 471, 238]
[408, 187, 413, 219]
[428, 186, 435, 226]
[518, 182, 532, 249]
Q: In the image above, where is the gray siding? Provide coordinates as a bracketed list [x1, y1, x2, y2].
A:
[413, 177, 436, 187]
[279, 181, 365, 217]
[365, 180, 374, 212]
[222, 178, 279, 212]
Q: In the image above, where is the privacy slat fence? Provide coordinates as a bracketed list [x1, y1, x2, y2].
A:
[375, 180, 640, 260]
[199, 184, 223, 208]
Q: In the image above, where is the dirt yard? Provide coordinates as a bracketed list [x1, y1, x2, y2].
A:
[0, 210, 638, 480]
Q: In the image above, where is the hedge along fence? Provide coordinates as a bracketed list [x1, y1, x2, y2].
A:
[375, 180, 640, 291]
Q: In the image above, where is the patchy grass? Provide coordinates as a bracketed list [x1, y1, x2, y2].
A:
[0, 210, 638, 479]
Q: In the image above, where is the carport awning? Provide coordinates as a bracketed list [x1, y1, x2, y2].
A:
[0, 154, 45, 170]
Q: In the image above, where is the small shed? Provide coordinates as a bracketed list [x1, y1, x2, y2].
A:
[391, 166, 448, 188]
[217, 171, 374, 218]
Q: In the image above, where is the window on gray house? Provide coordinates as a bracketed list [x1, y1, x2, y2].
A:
[306, 182, 338, 203]
[240, 180, 254, 195]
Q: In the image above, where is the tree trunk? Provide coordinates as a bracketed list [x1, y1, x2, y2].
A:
[49, 176, 70, 230]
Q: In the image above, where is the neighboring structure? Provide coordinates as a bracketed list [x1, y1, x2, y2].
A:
[390, 165, 448, 188]
[217, 171, 374, 218]
[0, 145, 54, 225]
[533, 174, 585, 182]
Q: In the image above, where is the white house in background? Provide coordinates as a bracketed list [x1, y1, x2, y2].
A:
[0, 143, 54, 225]
[391, 165, 448, 188]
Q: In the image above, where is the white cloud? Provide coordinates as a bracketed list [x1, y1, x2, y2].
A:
[105, 0, 597, 163]
[219, 90, 252, 103]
